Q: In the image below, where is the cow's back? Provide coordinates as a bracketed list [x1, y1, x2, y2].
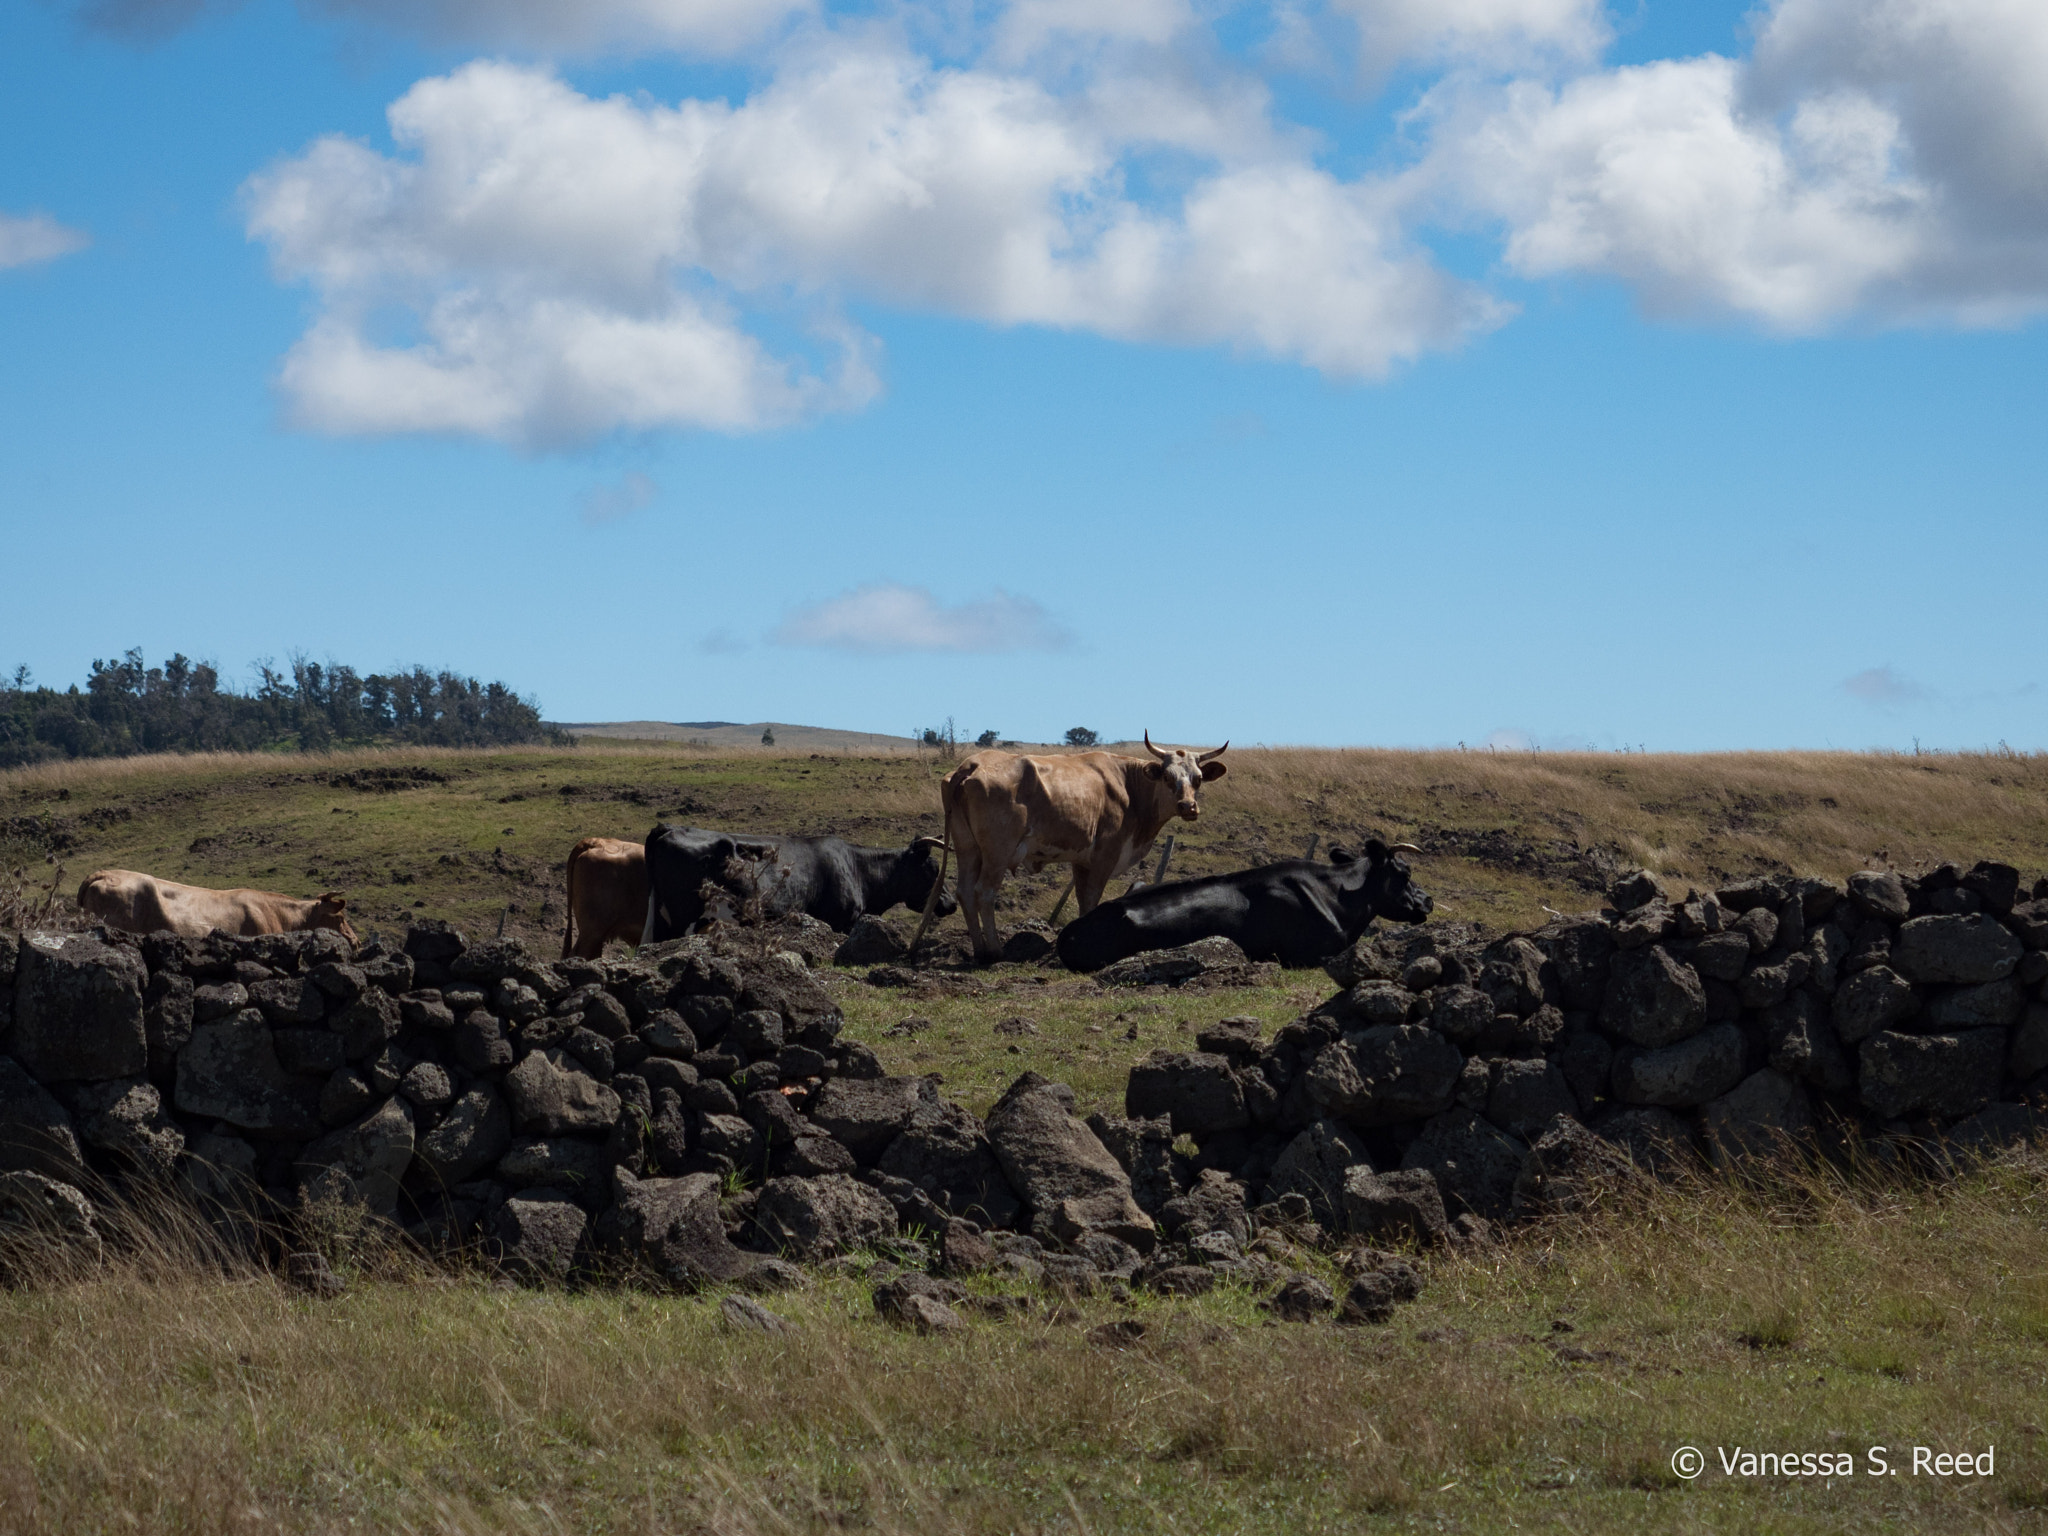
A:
[950, 750, 1134, 847]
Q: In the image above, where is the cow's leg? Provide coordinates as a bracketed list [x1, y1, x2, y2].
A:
[1072, 861, 1117, 917]
[640, 891, 657, 947]
[954, 845, 1004, 962]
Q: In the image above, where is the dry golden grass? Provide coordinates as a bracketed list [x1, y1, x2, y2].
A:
[1, 1153, 2043, 1534]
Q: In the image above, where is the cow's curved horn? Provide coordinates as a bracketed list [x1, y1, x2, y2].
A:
[1389, 842, 1422, 854]
[911, 835, 947, 852]
[1197, 741, 1229, 764]
[1142, 730, 1171, 762]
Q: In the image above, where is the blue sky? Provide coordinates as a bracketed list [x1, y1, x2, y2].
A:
[2, 0, 2044, 751]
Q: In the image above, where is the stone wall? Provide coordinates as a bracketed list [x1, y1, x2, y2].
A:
[0, 856, 2042, 1321]
[1119, 859, 2047, 1241]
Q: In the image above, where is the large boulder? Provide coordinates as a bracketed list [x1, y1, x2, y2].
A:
[1859, 1030, 2006, 1120]
[496, 1137, 614, 1205]
[1610, 1023, 1745, 1108]
[490, 1189, 587, 1283]
[143, 972, 195, 1082]
[296, 1096, 415, 1217]
[0, 1169, 100, 1261]
[175, 1011, 323, 1135]
[833, 916, 906, 967]
[1889, 914, 2022, 985]
[751, 1173, 898, 1260]
[1094, 936, 1263, 988]
[504, 1048, 620, 1135]
[1083, 1112, 1183, 1219]
[985, 1074, 1154, 1249]
[1484, 1059, 1578, 1140]
[1305, 1026, 1463, 1126]
[808, 1076, 935, 1164]
[1833, 967, 1918, 1043]
[1427, 986, 1495, 1046]
[1262, 1119, 1372, 1229]
[1596, 1107, 1698, 1178]
[64, 1078, 183, 1182]
[1542, 920, 1615, 1011]
[1511, 1117, 1636, 1218]
[877, 1100, 1024, 1229]
[0, 1056, 84, 1181]
[1700, 1069, 1814, 1168]
[1399, 1109, 1526, 1222]
[1342, 1165, 1447, 1245]
[1600, 946, 1707, 1048]
[9, 933, 148, 1082]
[595, 1170, 762, 1288]
[1919, 979, 2026, 1032]
[415, 1083, 511, 1185]
[1125, 1051, 1248, 1137]
[1847, 870, 1910, 923]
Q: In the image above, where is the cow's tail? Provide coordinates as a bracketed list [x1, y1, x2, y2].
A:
[560, 841, 584, 960]
[908, 764, 964, 955]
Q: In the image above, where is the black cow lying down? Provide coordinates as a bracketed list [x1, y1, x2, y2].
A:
[642, 824, 957, 943]
[1056, 839, 1432, 971]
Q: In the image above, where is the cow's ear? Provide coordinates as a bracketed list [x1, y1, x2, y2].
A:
[1201, 760, 1227, 781]
[1145, 762, 1165, 779]
[321, 892, 347, 909]
[1363, 838, 1389, 862]
[1327, 844, 1356, 865]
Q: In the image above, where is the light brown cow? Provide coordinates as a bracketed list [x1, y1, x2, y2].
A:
[935, 732, 1227, 961]
[560, 836, 649, 960]
[77, 869, 359, 942]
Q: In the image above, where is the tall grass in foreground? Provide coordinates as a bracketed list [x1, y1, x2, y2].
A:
[1, 1148, 2042, 1534]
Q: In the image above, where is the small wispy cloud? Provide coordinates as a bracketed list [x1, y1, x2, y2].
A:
[579, 471, 657, 525]
[698, 629, 748, 656]
[772, 582, 1069, 655]
[0, 212, 90, 271]
[1843, 666, 1929, 706]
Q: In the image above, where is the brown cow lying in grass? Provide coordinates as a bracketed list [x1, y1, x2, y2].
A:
[560, 836, 649, 959]
[77, 869, 359, 943]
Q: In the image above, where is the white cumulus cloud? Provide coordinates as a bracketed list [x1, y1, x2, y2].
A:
[773, 583, 1070, 653]
[244, 52, 1498, 448]
[1422, 0, 2048, 327]
[0, 212, 90, 271]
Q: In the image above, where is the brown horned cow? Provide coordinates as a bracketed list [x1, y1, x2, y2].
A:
[932, 732, 1227, 961]
[77, 869, 359, 942]
[560, 836, 650, 959]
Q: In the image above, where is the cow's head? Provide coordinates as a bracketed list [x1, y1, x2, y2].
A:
[1142, 732, 1228, 821]
[312, 892, 360, 945]
[898, 836, 959, 918]
[1331, 840, 1433, 928]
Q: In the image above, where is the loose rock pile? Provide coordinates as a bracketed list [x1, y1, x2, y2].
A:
[1, 858, 2043, 1330]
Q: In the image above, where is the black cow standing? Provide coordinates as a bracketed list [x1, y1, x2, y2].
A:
[1055, 839, 1432, 971]
[641, 824, 957, 942]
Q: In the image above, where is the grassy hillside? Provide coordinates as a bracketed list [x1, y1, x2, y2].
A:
[9, 741, 2048, 950]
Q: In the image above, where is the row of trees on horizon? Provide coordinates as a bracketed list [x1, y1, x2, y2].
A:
[0, 650, 565, 768]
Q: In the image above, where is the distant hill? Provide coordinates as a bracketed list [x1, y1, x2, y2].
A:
[548, 721, 1213, 754]
[551, 720, 924, 752]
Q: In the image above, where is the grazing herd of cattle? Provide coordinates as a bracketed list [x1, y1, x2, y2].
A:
[73, 739, 1437, 968]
